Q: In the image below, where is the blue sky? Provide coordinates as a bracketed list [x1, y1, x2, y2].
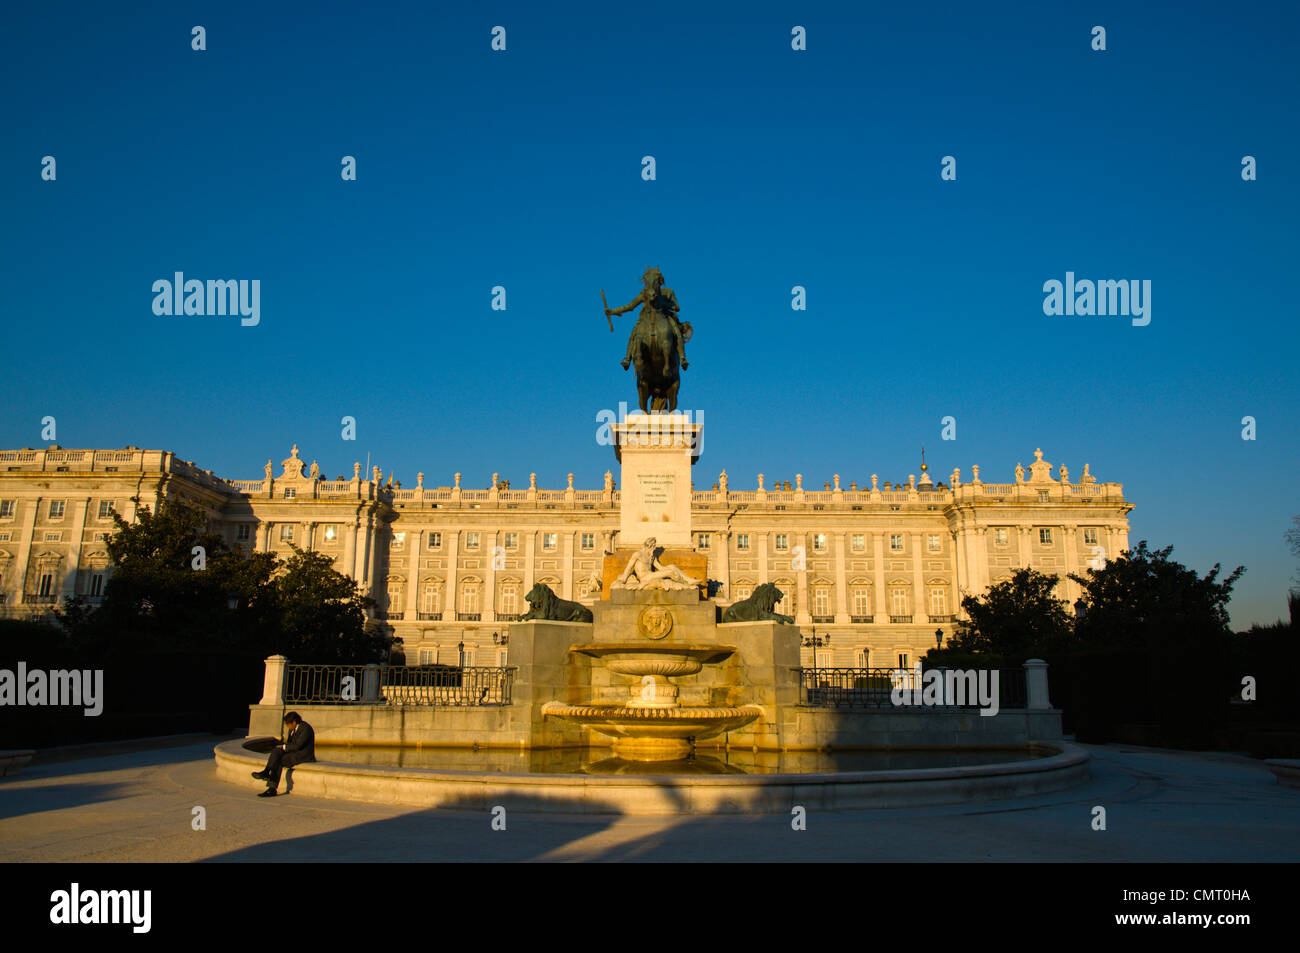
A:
[2, 1, 1297, 627]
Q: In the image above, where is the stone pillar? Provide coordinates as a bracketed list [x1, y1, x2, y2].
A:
[910, 532, 928, 624]
[973, 527, 990, 594]
[718, 530, 731, 600]
[950, 530, 967, 618]
[757, 532, 769, 585]
[562, 531, 574, 600]
[1062, 526, 1079, 603]
[60, 498, 89, 598]
[872, 533, 888, 620]
[404, 529, 422, 619]
[524, 530, 536, 592]
[795, 534, 810, 625]
[256, 521, 270, 554]
[1025, 658, 1051, 709]
[1112, 523, 1129, 558]
[364, 513, 380, 588]
[259, 655, 288, 706]
[833, 532, 849, 623]
[14, 498, 38, 603]
[342, 520, 358, 581]
[444, 530, 460, 618]
[484, 529, 497, 621]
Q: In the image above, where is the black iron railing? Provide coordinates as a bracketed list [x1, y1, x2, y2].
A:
[285, 664, 516, 706]
[799, 666, 1028, 710]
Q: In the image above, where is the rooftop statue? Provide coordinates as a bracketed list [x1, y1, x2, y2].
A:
[603, 267, 692, 413]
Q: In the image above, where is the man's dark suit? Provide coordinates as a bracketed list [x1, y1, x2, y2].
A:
[263, 721, 315, 790]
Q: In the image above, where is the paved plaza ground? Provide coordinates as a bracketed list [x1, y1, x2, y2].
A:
[0, 735, 1295, 862]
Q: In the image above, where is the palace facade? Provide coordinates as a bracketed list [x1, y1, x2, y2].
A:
[0, 444, 1132, 670]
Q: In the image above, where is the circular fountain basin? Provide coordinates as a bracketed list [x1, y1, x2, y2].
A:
[214, 740, 1090, 815]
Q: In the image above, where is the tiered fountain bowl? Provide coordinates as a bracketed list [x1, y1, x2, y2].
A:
[543, 643, 762, 761]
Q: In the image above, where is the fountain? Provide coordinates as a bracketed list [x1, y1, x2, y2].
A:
[542, 642, 762, 761]
[218, 324, 1087, 813]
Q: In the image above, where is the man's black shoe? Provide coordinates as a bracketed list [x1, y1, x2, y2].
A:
[251, 771, 269, 780]
[258, 789, 278, 797]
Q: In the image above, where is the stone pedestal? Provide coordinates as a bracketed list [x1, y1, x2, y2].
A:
[613, 413, 701, 548]
[506, 620, 593, 747]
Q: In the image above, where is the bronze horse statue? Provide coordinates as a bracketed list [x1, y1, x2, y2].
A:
[605, 267, 691, 413]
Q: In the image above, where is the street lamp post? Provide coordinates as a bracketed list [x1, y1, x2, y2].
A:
[802, 631, 831, 673]
[935, 627, 944, 649]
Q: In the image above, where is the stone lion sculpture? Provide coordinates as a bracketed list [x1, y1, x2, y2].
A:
[721, 582, 794, 624]
[520, 582, 593, 623]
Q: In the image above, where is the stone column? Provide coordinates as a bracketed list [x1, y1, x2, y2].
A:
[259, 655, 288, 706]
[1062, 526, 1079, 603]
[757, 532, 769, 585]
[950, 530, 967, 618]
[873, 532, 888, 620]
[524, 530, 536, 592]
[1013, 525, 1026, 569]
[444, 530, 460, 619]
[1025, 658, 1051, 709]
[484, 529, 497, 622]
[404, 529, 422, 619]
[911, 532, 928, 624]
[973, 527, 990, 594]
[305, 521, 316, 552]
[833, 532, 849, 623]
[342, 520, 358, 582]
[717, 530, 731, 600]
[60, 498, 89, 598]
[1112, 523, 1129, 558]
[364, 513, 380, 589]
[562, 531, 574, 600]
[14, 498, 38, 603]
[795, 534, 810, 625]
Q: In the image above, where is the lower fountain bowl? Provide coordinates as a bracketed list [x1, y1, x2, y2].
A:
[542, 703, 762, 761]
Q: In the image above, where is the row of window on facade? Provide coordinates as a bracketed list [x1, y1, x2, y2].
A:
[1, 569, 106, 600]
[238, 527, 1103, 553]
[0, 500, 119, 520]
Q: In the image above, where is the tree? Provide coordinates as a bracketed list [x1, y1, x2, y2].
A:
[1286, 515, 1300, 591]
[58, 497, 255, 654]
[273, 546, 390, 663]
[56, 498, 392, 662]
[946, 568, 1075, 658]
[1069, 540, 1244, 649]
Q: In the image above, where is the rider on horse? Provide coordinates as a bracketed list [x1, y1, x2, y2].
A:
[607, 267, 689, 375]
